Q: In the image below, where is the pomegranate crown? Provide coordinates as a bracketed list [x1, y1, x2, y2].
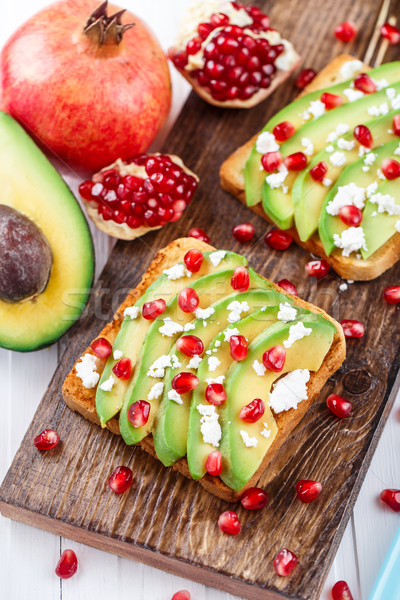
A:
[84, 1, 135, 46]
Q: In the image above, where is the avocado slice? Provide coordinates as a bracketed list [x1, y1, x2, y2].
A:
[0, 112, 94, 351]
[96, 251, 247, 427]
[361, 179, 400, 259]
[244, 62, 400, 208]
[294, 111, 398, 241]
[219, 317, 336, 491]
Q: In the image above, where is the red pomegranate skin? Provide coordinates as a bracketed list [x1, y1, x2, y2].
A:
[1, 0, 172, 171]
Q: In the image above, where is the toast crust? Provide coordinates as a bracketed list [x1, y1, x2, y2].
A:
[219, 55, 400, 281]
[62, 237, 346, 502]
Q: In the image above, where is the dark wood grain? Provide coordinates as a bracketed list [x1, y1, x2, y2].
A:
[1, 1, 400, 599]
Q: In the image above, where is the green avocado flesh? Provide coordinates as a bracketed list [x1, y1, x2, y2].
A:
[0, 112, 94, 352]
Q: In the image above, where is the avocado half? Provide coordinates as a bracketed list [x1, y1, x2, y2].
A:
[0, 112, 94, 352]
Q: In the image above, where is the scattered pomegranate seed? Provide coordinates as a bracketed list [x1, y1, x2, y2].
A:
[353, 124, 373, 148]
[334, 21, 357, 42]
[188, 227, 210, 243]
[339, 205, 363, 227]
[55, 549, 78, 579]
[34, 429, 59, 451]
[262, 345, 286, 372]
[380, 488, 400, 512]
[171, 591, 191, 600]
[108, 465, 133, 493]
[394, 114, 400, 136]
[341, 319, 364, 338]
[354, 73, 377, 94]
[231, 266, 250, 291]
[176, 335, 204, 356]
[239, 398, 265, 423]
[205, 383, 227, 406]
[310, 161, 328, 182]
[381, 22, 400, 45]
[241, 487, 269, 509]
[273, 548, 298, 576]
[321, 92, 344, 110]
[230, 335, 248, 361]
[382, 158, 400, 180]
[295, 480, 322, 502]
[218, 510, 241, 535]
[332, 581, 354, 600]
[128, 400, 151, 428]
[265, 229, 293, 250]
[142, 298, 166, 320]
[172, 372, 199, 394]
[184, 249, 203, 273]
[178, 288, 200, 313]
[305, 259, 330, 279]
[296, 68, 317, 90]
[273, 121, 295, 142]
[232, 222, 255, 242]
[261, 151, 283, 173]
[326, 393, 352, 418]
[112, 357, 132, 380]
[90, 337, 112, 359]
[284, 151, 307, 171]
[205, 450, 223, 476]
[277, 279, 298, 295]
[383, 285, 400, 304]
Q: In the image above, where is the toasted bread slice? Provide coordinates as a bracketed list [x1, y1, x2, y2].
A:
[220, 55, 400, 281]
[62, 238, 346, 502]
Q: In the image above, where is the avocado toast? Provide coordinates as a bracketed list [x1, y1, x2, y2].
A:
[63, 238, 345, 502]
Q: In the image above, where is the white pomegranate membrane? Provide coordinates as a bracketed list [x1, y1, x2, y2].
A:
[79, 155, 198, 229]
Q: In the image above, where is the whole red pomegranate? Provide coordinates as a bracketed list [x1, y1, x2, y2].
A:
[1, 0, 171, 171]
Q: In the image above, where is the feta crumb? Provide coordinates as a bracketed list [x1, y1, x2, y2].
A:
[265, 164, 289, 189]
[364, 152, 377, 166]
[377, 168, 385, 180]
[168, 389, 183, 404]
[209, 250, 226, 267]
[277, 302, 297, 323]
[358, 145, 369, 157]
[326, 182, 366, 215]
[394, 143, 400, 156]
[395, 220, 400, 233]
[375, 78, 389, 90]
[171, 354, 181, 369]
[308, 99, 326, 119]
[205, 375, 225, 385]
[215, 340, 221, 347]
[333, 227, 368, 257]
[227, 300, 249, 323]
[386, 87, 396, 100]
[343, 88, 364, 102]
[124, 306, 140, 319]
[188, 355, 202, 369]
[326, 123, 350, 143]
[269, 369, 310, 413]
[283, 322, 312, 348]
[339, 283, 348, 292]
[163, 263, 190, 280]
[337, 138, 355, 151]
[362, 166, 370, 173]
[184, 322, 196, 332]
[371, 211, 377, 217]
[159, 317, 184, 337]
[147, 354, 172, 378]
[252, 360, 266, 376]
[366, 181, 379, 198]
[323, 178, 333, 187]
[194, 306, 215, 320]
[260, 424, 271, 439]
[339, 59, 363, 79]
[76, 354, 99, 389]
[301, 137, 314, 156]
[223, 327, 240, 341]
[329, 151, 347, 167]
[99, 375, 115, 392]
[369, 193, 400, 216]
[240, 430, 258, 448]
[148, 382, 164, 400]
[368, 102, 389, 117]
[208, 356, 221, 372]
[113, 350, 123, 360]
[197, 403, 221, 447]
[326, 144, 335, 153]
[256, 131, 279, 154]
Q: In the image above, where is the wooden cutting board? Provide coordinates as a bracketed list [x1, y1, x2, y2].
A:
[1, 1, 400, 599]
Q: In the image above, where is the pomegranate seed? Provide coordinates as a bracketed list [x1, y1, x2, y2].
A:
[383, 285, 400, 304]
[239, 398, 265, 423]
[382, 158, 400, 180]
[241, 487, 269, 509]
[327, 393, 352, 418]
[261, 151, 283, 173]
[142, 298, 166, 320]
[296, 68, 317, 90]
[393, 114, 400, 136]
[339, 205, 363, 227]
[273, 548, 298, 576]
[354, 73, 377, 94]
[310, 161, 328, 182]
[176, 335, 204, 356]
[178, 288, 200, 313]
[305, 259, 330, 278]
[79, 180, 94, 200]
[334, 21, 357, 42]
[277, 278, 298, 295]
[341, 319, 364, 338]
[205, 450, 223, 476]
[112, 357, 132, 380]
[34, 429, 59, 451]
[128, 400, 151, 428]
[273, 121, 295, 142]
[188, 227, 210, 243]
[321, 92, 344, 110]
[284, 152, 307, 171]
[184, 249, 203, 273]
[380, 489, 400, 512]
[381, 22, 400, 45]
[231, 266, 250, 291]
[108, 465, 133, 493]
[296, 480, 322, 502]
[218, 510, 241, 535]
[171, 591, 191, 600]
[172, 372, 199, 394]
[205, 383, 227, 406]
[90, 337, 112, 359]
[230, 334, 248, 361]
[262, 345, 286, 372]
[232, 222, 255, 242]
[55, 549, 78, 579]
[332, 581, 354, 600]
[265, 229, 293, 250]
[353, 124, 373, 148]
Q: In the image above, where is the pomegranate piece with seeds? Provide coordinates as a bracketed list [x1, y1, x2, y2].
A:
[321, 92, 344, 110]
[277, 279, 298, 295]
[284, 151, 307, 171]
[239, 398, 265, 423]
[108, 465, 133, 493]
[341, 319, 364, 338]
[381, 158, 400, 180]
[90, 337, 112, 359]
[296, 68, 317, 90]
[230, 334, 248, 361]
[112, 357, 132, 380]
[79, 154, 199, 239]
[327, 393, 352, 418]
[332, 581, 354, 600]
[305, 259, 330, 279]
[273, 121, 295, 142]
[231, 266, 250, 291]
[383, 285, 400, 304]
[34, 429, 59, 451]
[142, 298, 166, 320]
[188, 227, 210, 243]
[241, 487, 269, 509]
[206, 383, 227, 406]
[296, 480, 322, 502]
[380, 489, 400, 512]
[353, 124, 373, 148]
[184, 248, 204, 272]
[178, 287, 200, 313]
[263, 345, 286, 372]
[205, 450, 223, 476]
[265, 229, 293, 250]
[339, 205, 363, 227]
[172, 592, 191, 600]
[128, 400, 151, 428]
[354, 73, 377, 94]
[218, 510, 241, 535]
[176, 335, 204, 356]
[334, 21, 357, 42]
[261, 151, 283, 173]
[273, 548, 298, 576]
[232, 222, 255, 242]
[310, 161, 328, 182]
[55, 549, 78, 579]
[381, 22, 400, 45]
[172, 372, 199, 394]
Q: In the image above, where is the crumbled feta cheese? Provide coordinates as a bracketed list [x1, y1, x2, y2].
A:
[333, 226, 368, 257]
[308, 99, 326, 119]
[168, 389, 183, 404]
[184, 322, 196, 332]
[368, 102, 389, 117]
[337, 138, 355, 151]
[269, 369, 310, 413]
[326, 144, 335, 153]
[209, 250, 226, 267]
[386, 87, 396, 100]
[375, 78, 389, 90]
[362, 166, 370, 173]
[159, 317, 184, 337]
[205, 375, 225, 385]
[326, 123, 350, 143]
[188, 355, 202, 369]
[260, 424, 271, 439]
[171, 354, 181, 369]
[343, 88, 364, 102]
[240, 430, 258, 448]
[283, 322, 312, 348]
[208, 356, 221, 372]
[227, 300, 249, 323]
[369, 193, 400, 216]
[366, 181, 379, 198]
[252, 360, 266, 376]
[124, 306, 140, 319]
[394, 143, 400, 156]
[377, 168, 385, 180]
[364, 152, 377, 166]
[215, 340, 221, 347]
[339, 283, 348, 291]
[358, 145, 369, 157]
[197, 403, 221, 447]
[277, 302, 297, 323]
[323, 178, 333, 187]
[194, 306, 215, 320]
[256, 131, 279, 154]
[371, 211, 378, 217]
[147, 354, 173, 378]
[163, 263, 190, 280]
[99, 375, 115, 392]
[301, 137, 314, 156]
[148, 382, 164, 400]
[113, 350, 123, 360]
[339, 59, 363, 79]
[265, 164, 289, 189]
[76, 354, 99, 389]
[223, 327, 240, 341]
[329, 151, 347, 167]
[326, 183, 366, 215]
[396, 220, 400, 233]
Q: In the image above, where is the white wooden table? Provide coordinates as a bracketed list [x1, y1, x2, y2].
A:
[1, 2, 399, 598]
